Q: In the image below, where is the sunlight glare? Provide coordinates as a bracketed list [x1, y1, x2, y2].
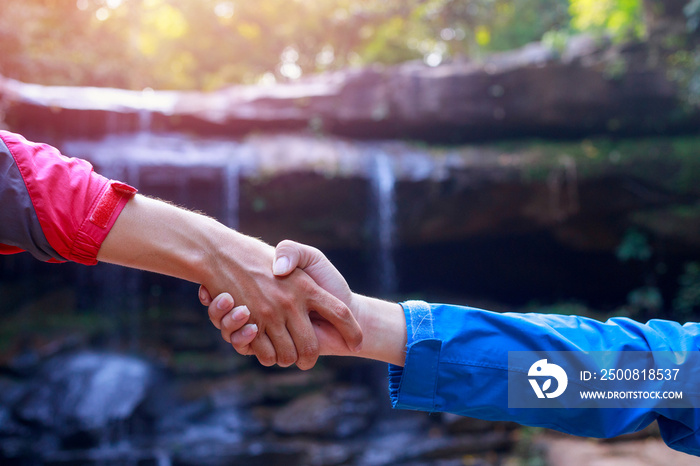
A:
[280, 63, 302, 80]
[214, 2, 235, 19]
[280, 46, 302, 80]
[96, 7, 110, 21]
[316, 45, 335, 68]
[258, 72, 277, 86]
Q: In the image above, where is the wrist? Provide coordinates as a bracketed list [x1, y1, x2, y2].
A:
[199, 225, 274, 296]
[353, 294, 406, 366]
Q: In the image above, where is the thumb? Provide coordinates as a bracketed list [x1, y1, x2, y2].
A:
[273, 239, 322, 276]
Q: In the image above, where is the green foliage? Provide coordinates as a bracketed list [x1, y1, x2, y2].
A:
[662, 2, 700, 110]
[0, 0, 684, 91]
[569, 0, 646, 41]
[668, 48, 700, 107]
[626, 286, 663, 314]
[616, 228, 652, 262]
[0, 0, 567, 90]
[685, 0, 700, 32]
[674, 262, 700, 319]
[541, 29, 571, 55]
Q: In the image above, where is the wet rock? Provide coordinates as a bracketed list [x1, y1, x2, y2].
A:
[357, 414, 434, 466]
[14, 352, 153, 440]
[295, 441, 355, 466]
[171, 440, 306, 466]
[537, 434, 698, 466]
[205, 373, 267, 408]
[167, 350, 250, 378]
[442, 413, 519, 435]
[400, 431, 514, 461]
[0, 432, 62, 464]
[272, 385, 377, 439]
[361, 431, 513, 465]
[263, 368, 335, 403]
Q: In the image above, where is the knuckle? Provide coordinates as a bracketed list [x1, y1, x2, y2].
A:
[298, 342, 319, 361]
[278, 352, 297, 367]
[258, 354, 275, 367]
[257, 305, 274, 319]
[277, 239, 294, 249]
[296, 351, 318, 371]
[297, 359, 315, 371]
[296, 279, 315, 297]
[232, 343, 250, 355]
[277, 294, 297, 311]
[334, 304, 352, 320]
[265, 324, 286, 340]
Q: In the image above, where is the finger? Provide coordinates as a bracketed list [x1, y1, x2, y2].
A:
[199, 285, 213, 306]
[264, 322, 298, 368]
[285, 315, 319, 371]
[220, 305, 251, 343]
[208, 292, 234, 330]
[273, 239, 308, 276]
[273, 240, 321, 276]
[309, 289, 363, 352]
[231, 323, 258, 352]
[249, 332, 278, 367]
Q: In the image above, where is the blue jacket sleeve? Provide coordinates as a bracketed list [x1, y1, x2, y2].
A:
[388, 301, 700, 456]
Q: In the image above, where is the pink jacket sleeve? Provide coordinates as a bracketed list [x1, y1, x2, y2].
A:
[0, 131, 136, 265]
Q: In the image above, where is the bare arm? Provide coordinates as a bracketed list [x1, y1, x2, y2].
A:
[98, 195, 362, 369]
[205, 239, 406, 366]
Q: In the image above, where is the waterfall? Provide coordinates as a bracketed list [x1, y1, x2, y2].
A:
[370, 149, 398, 297]
[224, 159, 240, 230]
[61, 133, 248, 351]
[138, 88, 157, 133]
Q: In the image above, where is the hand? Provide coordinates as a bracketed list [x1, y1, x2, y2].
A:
[270, 240, 362, 357]
[270, 240, 406, 365]
[200, 239, 360, 361]
[99, 194, 362, 370]
[202, 241, 361, 369]
[208, 240, 407, 366]
[203, 291, 257, 348]
[197, 244, 362, 369]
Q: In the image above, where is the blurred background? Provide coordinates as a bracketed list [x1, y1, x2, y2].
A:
[1, 0, 700, 464]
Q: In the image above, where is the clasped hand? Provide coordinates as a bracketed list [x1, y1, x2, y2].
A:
[201, 240, 407, 368]
[199, 240, 360, 363]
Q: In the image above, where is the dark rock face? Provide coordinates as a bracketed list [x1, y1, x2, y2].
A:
[272, 385, 377, 438]
[2, 34, 699, 307]
[14, 352, 152, 440]
[37, 130, 698, 307]
[2, 36, 697, 143]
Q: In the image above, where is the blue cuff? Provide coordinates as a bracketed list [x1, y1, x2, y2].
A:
[388, 301, 442, 412]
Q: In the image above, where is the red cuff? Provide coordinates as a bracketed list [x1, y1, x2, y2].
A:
[68, 181, 137, 265]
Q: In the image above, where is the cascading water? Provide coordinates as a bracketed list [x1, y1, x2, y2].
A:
[369, 149, 398, 297]
[62, 133, 248, 355]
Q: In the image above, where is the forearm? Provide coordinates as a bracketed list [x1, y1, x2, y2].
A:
[1, 130, 136, 264]
[350, 295, 406, 367]
[99, 195, 362, 369]
[390, 301, 700, 455]
[97, 194, 269, 294]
